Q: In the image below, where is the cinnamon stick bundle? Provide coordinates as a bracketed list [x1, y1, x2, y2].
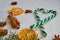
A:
[7, 12, 20, 29]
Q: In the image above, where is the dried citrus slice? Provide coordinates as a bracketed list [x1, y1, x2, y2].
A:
[18, 28, 37, 40]
[9, 7, 24, 16]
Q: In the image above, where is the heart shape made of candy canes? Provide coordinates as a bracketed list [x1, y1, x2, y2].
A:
[30, 8, 57, 38]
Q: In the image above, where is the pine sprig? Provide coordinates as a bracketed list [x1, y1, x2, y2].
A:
[0, 32, 3, 37]
[4, 32, 19, 40]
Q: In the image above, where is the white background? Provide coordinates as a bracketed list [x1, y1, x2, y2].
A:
[0, 0, 60, 40]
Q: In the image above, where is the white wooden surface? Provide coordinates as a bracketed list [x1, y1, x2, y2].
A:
[0, 0, 60, 40]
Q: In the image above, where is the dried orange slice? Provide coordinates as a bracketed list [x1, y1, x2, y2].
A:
[18, 28, 37, 40]
[9, 7, 24, 16]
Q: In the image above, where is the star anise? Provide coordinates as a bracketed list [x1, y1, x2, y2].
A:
[53, 35, 60, 40]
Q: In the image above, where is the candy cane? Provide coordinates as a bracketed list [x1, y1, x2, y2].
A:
[30, 8, 57, 37]
[34, 8, 47, 37]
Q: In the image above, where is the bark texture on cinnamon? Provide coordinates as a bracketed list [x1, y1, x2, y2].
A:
[7, 13, 20, 29]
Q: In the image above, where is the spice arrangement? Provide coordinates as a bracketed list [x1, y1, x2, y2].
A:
[53, 35, 60, 40]
[0, 1, 59, 40]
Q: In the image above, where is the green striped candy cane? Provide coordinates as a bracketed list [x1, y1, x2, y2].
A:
[34, 8, 57, 24]
[30, 8, 57, 38]
[34, 8, 47, 37]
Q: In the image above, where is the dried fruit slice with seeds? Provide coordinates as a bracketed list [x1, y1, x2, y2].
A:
[9, 7, 24, 16]
[18, 28, 37, 40]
